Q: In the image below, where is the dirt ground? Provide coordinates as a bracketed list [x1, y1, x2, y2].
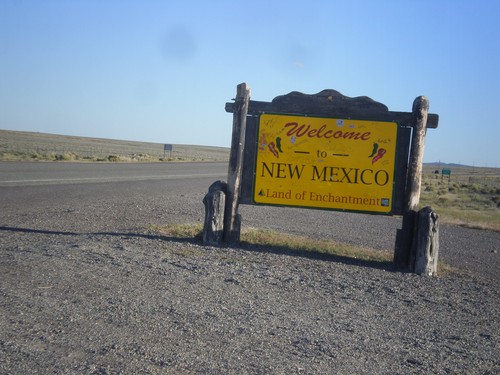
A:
[1, 226, 498, 374]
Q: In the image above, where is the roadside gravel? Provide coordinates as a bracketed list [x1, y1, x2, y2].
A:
[1, 230, 498, 374]
[1, 178, 499, 374]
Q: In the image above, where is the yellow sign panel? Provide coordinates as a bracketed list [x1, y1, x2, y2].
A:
[254, 114, 398, 213]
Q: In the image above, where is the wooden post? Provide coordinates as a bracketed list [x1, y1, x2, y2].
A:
[202, 180, 227, 245]
[223, 83, 250, 244]
[394, 96, 429, 268]
[407, 96, 429, 211]
[413, 206, 439, 275]
[394, 210, 416, 268]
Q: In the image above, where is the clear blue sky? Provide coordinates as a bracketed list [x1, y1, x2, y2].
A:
[1, 0, 499, 167]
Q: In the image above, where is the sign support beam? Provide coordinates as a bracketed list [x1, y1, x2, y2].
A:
[223, 83, 250, 243]
[407, 96, 430, 211]
[394, 96, 430, 268]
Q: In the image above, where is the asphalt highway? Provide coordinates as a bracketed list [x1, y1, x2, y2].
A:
[0, 161, 227, 186]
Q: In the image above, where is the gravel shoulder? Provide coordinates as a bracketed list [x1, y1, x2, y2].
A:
[1, 228, 499, 374]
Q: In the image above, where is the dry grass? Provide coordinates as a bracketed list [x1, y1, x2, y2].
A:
[240, 227, 392, 262]
[420, 165, 500, 231]
[0, 129, 230, 162]
[149, 223, 461, 275]
[150, 223, 393, 264]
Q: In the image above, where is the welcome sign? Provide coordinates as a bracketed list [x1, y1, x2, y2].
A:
[253, 114, 398, 213]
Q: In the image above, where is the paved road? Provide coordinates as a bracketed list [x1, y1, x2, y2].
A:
[0, 161, 227, 186]
[0, 161, 227, 234]
[0, 161, 498, 278]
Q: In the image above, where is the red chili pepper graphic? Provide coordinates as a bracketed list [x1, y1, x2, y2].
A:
[372, 148, 386, 164]
[268, 142, 279, 158]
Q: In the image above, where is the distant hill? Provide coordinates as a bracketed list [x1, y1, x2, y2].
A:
[424, 161, 472, 168]
[0, 129, 230, 162]
[425, 162, 499, 170]
[423, 162, 499, 176]
[426, 162, 470, 167]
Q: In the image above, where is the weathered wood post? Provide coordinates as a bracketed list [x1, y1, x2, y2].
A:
[407, 96, 429, 212]
[394, 211, 416, 267]
[413, 206, 439, 275]
[223, 83, 250, 244]
[202, 180, 227, 245]
[394, 96, 439, 274]
[394, 97, 428, 267]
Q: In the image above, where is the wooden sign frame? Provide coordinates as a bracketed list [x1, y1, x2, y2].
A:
[203, 83, 439, 274]
[227, 88, 438, 217]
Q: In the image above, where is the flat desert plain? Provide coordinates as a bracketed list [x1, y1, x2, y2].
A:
[0, 129, 230, 162]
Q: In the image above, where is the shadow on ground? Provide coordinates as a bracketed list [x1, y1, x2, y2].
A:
[0, 225, 400, 273]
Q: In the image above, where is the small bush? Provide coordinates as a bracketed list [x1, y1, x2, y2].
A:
[437, 196, 450, 206]
[53, 152, 78, 161]
[479, 187, 491, 194]
[470, 184, 481, 192]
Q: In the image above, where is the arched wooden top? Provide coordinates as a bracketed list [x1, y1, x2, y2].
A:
[226, 88, 438, 128]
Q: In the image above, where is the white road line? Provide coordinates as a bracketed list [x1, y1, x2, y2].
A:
[0, 173, 224, 186]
